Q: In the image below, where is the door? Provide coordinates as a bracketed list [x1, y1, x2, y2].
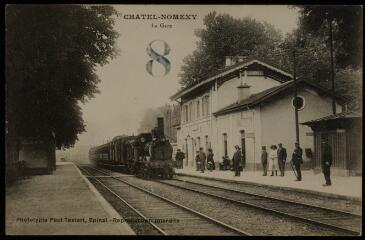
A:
[191, 138, 195, 167]
[185, 139, 188, 166]
[241, 130, 246, 168]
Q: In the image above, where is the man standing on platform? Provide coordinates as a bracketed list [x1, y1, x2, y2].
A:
[175, 149, 185, 169]
[321, 139, 333, 186]
[291, 142, 303, 181]
[277, 143, 287, 176]
[195, 151, 200, 171]
[199, 147, 206, 173]
[232, 145, 242, 177]
[207, 148, 215, 171]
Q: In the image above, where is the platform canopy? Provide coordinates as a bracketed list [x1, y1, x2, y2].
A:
[301, 111, 362, 131]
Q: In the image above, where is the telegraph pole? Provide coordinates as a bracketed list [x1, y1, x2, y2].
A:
[328, 17, 336, 114]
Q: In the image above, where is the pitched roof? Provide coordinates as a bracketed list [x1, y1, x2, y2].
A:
[170, 58, 293, 101]
[213, 78, 347, 117]
[301, 111, 362, 125]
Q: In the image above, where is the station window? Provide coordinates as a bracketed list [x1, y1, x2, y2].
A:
[189, 102, 193, 121]
[202, 95, 210, 117]
[196, 100, 200, 119]
[205, 135, 209, 151]
[183, 105, 188, 122]
[205, 95, 210, 115]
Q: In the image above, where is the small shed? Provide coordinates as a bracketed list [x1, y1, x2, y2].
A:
[302, 112, 362, 176]
[18, 133, 56, 175]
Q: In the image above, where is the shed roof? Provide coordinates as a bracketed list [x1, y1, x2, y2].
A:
[301, 111, 362, 126]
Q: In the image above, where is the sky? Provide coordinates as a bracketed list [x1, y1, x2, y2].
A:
[74, 5, 299, 148]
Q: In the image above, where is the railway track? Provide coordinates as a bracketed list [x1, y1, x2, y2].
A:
[156, 177, 362, 236]
[175, 174, 362, 214]
[79, 165, 361, 236]
[78, 165, 251, 236]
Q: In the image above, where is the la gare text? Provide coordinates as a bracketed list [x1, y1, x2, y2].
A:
[152, 22, 173, 29]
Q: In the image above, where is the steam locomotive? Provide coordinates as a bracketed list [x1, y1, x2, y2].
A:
[89, 118, 174, 179]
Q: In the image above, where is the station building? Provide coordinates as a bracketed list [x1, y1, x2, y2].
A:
[170, 56, 345, 171]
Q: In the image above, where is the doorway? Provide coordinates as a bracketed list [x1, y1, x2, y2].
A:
[240, 130, 246, 168]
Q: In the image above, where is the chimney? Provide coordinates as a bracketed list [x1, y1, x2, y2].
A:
[225, 56, 247, 68]
[225, 56, 232, 67]
[237, 70, 251, 102]
[157, 117, 164, 135]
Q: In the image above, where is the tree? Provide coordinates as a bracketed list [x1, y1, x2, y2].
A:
[5, 5, 119, 149]
[179, 12, 284, 88]
[295, 5, 363, 69]
[279, 27, 332, 85]
[335, 68, 362, 112]
[291, 5, 363, 111]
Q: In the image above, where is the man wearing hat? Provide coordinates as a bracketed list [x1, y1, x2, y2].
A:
[195, 150, 201, 171]
[291, 142, 303, 181]
[321, 138, 332, 186]
[277, 143, 287, 176]
[175, 149, 185, 169]
[232, 145, 242, 176]
[199, 147, 207, 173]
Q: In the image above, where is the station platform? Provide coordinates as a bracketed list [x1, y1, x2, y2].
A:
[6, 162, 135, 235]
[175, 167, 362, 201]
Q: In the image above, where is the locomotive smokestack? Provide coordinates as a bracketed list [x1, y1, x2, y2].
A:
[157, 117, 164, 135]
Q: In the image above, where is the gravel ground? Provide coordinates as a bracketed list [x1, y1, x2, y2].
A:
[94, 177, 241, 236]
[176, 175, 362, 215]
[89, 178, 161, 235]
[112, 176, 347, 236]
[162, 179, 362, 233]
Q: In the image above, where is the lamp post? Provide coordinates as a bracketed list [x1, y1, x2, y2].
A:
[291, 32, 303, 144]
[328, 16, 336, 114]
[292, 47, 300, 144]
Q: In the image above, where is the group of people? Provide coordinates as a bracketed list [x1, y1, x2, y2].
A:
[194, 148, 215, 172]
[176, 139, 333, 186]
[174, 149, 185, 169]
[175, 148, 216, 172]
[261, 142, 303, 180]
[261, 143, 288, 177]
[261, 141, 332, 186]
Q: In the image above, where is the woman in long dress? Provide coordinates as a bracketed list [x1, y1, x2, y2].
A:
[269, 145, 278, 176]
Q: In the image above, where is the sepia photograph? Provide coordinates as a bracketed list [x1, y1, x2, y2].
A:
[5, 4, 363, 236]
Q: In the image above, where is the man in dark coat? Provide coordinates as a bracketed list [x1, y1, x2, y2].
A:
[232, 145, 242, 176]
[195, 151, 200, 171]
[175, 149, 185, 169]
[207, 148, 215, 171]
[277, 143, 287, 176]
[321, 139, 333, 186]
[261, 146, 268, 176]
[291, 142, 303, 181]
[199, 147, 206, 173]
